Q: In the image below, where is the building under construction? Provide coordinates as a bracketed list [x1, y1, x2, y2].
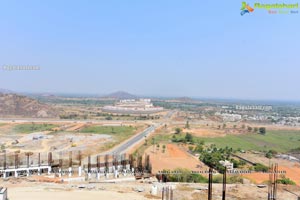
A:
[0, 151, 152, 180]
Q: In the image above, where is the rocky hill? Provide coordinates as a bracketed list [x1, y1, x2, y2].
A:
[0, 93, 59, 118]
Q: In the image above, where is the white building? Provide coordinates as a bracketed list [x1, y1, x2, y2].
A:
[103, 99, 163, 114]
[0, 187, 7, 200]
[215, 113, 242, 122]
[275, 154, 300, 162]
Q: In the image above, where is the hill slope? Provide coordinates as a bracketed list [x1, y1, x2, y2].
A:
[0, 93, 59, 118]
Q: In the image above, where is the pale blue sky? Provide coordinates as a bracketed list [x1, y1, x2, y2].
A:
[0, 0, 299, 100]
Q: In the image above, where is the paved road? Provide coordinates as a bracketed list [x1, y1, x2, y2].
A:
[2, 110, 175, 156]
[106, 123, 160, 155]
[100, 110, 176, 155]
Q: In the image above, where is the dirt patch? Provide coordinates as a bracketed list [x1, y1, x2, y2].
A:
[167, 144, 186, 158]
[243, 165, 300, 186]
[145, 143, 208, 173]
[182, 128, 226, 137]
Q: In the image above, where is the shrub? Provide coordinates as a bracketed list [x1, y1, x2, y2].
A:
[259, 127, 266, 135]
[254, 163, 268, 172]
[277, 177, 296, 185]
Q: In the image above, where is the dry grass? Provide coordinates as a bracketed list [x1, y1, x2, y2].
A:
[177, 184, 194, 192]
[144, 194, 161, 199]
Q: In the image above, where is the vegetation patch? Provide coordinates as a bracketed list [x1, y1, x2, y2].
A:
[81, 125, 137, 144]
[277, 177, 296, 185]
[197, 130, 300, 153]
[159, 168, 208, 183]
[81, 125, 134, 135]
[13, 123, 58, 133]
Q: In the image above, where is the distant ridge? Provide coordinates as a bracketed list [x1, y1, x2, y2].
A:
[166, 96, 202, 103]
[0, 88, 14, 94]
[175, 96, 195, 102]
[104, 91, 137, 99]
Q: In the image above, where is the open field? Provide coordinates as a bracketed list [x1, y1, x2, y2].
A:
[243, 165, 300, 186]
[182, 128, 226, 137]
[13, 123, 59, 134]
[234, 152, 300, 185]
[81, 125, 135, 135]
[137, 128, 300, 154]
[145, 143, 207, 173]
[197, 130, 300, 152]
[0, 123, 145, 155]
[80, 125, 145, 153]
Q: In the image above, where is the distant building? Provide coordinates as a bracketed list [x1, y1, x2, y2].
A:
[215, 113, 242, 122]
[275, 154, 300, 162]
[0, 187, 8, 200]
[103, 99, 163, 114]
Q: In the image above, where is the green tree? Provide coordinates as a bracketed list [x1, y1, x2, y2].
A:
[162, 144, 166, 153]
[151, 138, 155, 152]
[259, 127, 266, 135]
[222, 123, 226, 129]
[247, 126, 253, 132]
[265, 150, 277, 158]
[254, 163, 268, 172]
[111, 127, 115, 133]
[185, 133, 193, 143]
[105, 116, 113, 120]
[185, 121, 190, 129]
[156, 144, 160, 152]
[175, 128, 182, 134]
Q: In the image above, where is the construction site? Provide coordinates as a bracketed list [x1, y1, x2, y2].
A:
[0, 103, 300, 199]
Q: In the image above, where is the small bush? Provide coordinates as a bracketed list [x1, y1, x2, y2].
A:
[254, 163, 268, 172]
[277, 177, 296, 185]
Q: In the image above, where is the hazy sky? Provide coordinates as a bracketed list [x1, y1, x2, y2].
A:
[0, 0, 299, 100]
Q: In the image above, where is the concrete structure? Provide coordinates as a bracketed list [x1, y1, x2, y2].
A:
[0, 187, 7, 200]
[103, 99, 163, 114]
[0, 166, 51, 178]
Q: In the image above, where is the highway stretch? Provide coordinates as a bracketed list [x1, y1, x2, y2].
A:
[107, 111, 176, 155]
[107, 123, 160, 155]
